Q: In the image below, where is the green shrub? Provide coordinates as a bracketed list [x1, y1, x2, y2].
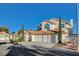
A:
[10, 39, 19, 45]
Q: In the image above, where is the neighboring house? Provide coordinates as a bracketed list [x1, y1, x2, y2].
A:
[10, 33, 17, 40]
[0, 31, 11, 42]
[15, 31, 29, 41]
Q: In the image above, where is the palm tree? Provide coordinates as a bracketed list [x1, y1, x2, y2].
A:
[58, 17, 62, 44]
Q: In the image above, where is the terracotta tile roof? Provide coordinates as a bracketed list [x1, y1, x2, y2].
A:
[15, 29, 67, 35]
[50, 28, 67, 34]
[0, 31, 5, 34]
[28, 30, 54, 35]
[51, 28, 59, 32]
[0, 31, 10, 35]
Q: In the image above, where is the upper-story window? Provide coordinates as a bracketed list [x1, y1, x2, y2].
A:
[61, 23, 64, 28]
[44, 24, 50, 31]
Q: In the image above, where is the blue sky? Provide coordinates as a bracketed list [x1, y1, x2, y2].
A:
[0, 3, 77, 33]
[77, 4, 79, 34]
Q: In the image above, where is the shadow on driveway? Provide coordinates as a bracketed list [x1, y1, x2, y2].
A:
[5, 44, 79, 56]
[6, 45, 36, 56]
[0, 42, 7, 45]
[6, 45, 57, 56]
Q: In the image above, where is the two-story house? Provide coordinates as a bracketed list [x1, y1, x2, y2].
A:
[15, 18, 73, 44]
[37, 18, 73, 43]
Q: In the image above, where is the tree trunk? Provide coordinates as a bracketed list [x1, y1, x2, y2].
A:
[58, 17, 62, 44]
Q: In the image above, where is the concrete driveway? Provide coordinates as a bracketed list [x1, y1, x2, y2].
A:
[0, 42, 79, 56]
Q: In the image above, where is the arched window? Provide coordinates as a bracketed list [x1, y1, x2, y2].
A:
[61, 23, 64, 28]
[44, 24, 50, 31]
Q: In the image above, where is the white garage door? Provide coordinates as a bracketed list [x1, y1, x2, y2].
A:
[43, 35, 47, 42]
[43, 35, 56, 43]
[33, 35, 58, 43]
[51, 35, 58, 43]
[34, 35, 42, 42]
[43, 35, 50, 43]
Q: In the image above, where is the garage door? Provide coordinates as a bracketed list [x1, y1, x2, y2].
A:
[34, 35, 42, 42]
[34, 35, 58, 43]
[51, 35, 58, 43]
[43, 35, 50, 43]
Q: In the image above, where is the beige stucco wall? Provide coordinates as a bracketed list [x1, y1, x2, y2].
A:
[0, 34, 10, 41]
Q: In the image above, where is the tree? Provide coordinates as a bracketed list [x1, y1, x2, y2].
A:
[17, 30, 24, 35]
[58, 18, 62, 44]
[17, 24, 25, 42]
[12, 32, 15, 34]
[21, 24, 25, 41]
[0, 26, 9, 33]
